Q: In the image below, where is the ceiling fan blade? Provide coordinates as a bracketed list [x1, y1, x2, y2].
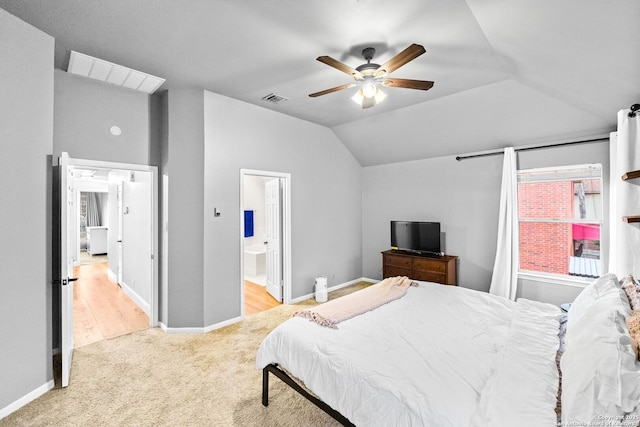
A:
[375, 44, 426, 77]
[316, 56, 363, 80]
[309, 83, 357, 98]
[381, 78, 434, 91]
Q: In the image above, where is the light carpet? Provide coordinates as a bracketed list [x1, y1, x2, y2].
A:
[1, 281, 373, 427]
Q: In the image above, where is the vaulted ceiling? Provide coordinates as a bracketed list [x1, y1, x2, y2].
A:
[2, 0, 638, 166]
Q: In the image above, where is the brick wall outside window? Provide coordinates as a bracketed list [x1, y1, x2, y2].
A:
[518, 181, 573, 275]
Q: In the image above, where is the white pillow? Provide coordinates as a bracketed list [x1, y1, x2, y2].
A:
[566, 274, 630, 341]
[561, 275, 640, 424]
[568, 274, 628, 316]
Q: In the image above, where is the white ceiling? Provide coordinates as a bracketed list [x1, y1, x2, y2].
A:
[1, 0, 638, 166]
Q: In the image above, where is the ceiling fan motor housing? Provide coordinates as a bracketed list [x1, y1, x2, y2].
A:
[356, 47, 381, 76]
[362, 47, 376, 61]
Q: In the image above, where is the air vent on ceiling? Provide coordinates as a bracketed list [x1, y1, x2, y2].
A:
[261, 93, 289, 104]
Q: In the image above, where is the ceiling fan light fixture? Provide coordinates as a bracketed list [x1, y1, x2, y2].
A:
[361, 80, 377, 99]
[374, 89, 387, 104]
[351, 86, 387, 109]
[351, 90, 364, 106]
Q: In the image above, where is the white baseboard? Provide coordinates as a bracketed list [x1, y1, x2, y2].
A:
[107, 268, 117, 284]
[118, 280, 150, 316]
[290, 277, 377, 304]
[158, 316, 243, 334]
[0, 380, 54, 420]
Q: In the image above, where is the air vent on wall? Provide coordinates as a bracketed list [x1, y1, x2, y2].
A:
[261, 93, 290, 104]
[67, 51, 165, 94]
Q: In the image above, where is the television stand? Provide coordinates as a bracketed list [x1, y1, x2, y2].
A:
[381, 250, 458, 286]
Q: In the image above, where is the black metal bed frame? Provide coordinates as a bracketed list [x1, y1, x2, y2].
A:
[262, 363, 356, 427]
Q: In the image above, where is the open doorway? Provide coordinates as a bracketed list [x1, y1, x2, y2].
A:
[72, 176, 145, 347]
[241, 169, 291, 316]
[67, 164, 156, 348]
[57, 153, 158, 387]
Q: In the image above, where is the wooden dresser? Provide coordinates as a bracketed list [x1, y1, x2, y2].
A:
[382, 250, 458, 286]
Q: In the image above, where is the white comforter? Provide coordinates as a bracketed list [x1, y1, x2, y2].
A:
[256, 281, 562, 427]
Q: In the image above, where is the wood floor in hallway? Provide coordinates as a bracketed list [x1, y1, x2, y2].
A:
[73, 262, 149, 348]
[244, 280, 281, 315]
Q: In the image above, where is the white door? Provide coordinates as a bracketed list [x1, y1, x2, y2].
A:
[59, 153, 78, 387]
[265, 178, 282, 302]
[117, 183, 123, 284]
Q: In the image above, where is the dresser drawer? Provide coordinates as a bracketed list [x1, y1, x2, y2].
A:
[413, 258, 446, 273]
[413, 270, 446, 283]
[384, 254, 412, 269]
[384, 265, 413, 278]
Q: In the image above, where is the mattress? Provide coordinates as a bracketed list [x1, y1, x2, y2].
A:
[256, 281, 562, 426]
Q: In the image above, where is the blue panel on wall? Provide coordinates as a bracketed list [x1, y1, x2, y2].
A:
[244, 210, 254, 237]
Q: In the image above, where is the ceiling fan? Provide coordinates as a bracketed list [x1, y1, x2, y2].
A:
[309, 43, 434, 109]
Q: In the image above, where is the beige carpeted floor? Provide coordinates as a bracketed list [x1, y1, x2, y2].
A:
[1, 281, 373, 427]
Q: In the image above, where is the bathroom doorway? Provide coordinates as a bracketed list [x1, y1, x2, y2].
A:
[240, 169, 291, 316]
[242, 175, 268, 287]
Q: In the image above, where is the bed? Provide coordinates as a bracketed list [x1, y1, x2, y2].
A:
[256, 274, 640, 426]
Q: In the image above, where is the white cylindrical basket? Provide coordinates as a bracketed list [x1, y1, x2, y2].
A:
[315, 276, 328, 303]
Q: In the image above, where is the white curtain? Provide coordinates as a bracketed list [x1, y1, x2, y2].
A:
[609, 109, 640, 277]
[489, 147, 519, 300]
[86, 192, 102, 227]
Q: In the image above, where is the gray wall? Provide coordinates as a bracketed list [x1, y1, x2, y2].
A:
[54, 70, 151, 165]
[362, 154, 503, 291]
[163, 89, 205, 328]
[203, 91, 363, 325]
[362, 140, 609, 303]
[157, 89, 363, 329]
[0, 8, 54, 411]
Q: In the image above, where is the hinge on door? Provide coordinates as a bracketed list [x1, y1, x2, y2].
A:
[150, 254, 154, 260]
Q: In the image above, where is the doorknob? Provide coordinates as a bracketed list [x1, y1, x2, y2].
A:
[62, 277, 78, 286]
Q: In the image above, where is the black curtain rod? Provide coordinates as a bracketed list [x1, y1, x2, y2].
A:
[455, 137, 608, 161]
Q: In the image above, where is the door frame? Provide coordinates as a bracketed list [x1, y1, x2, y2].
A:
[61, 154, 159, 327]
[240, 169, 292, 313]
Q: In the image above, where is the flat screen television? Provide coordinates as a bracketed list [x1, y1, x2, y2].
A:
[390, 221, 442, 256]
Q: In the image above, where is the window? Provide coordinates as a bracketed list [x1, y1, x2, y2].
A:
[517, 164, 603, 278]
